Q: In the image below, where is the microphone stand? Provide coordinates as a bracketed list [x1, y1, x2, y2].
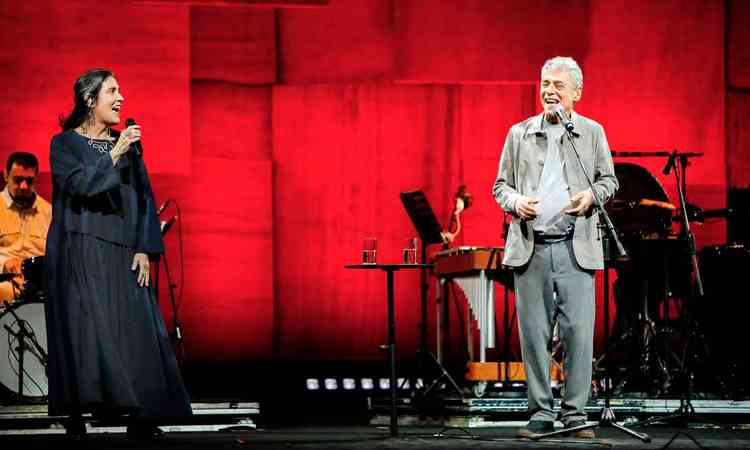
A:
[500, 212, 516, 385]
[2, 300, 48, 402]
[153, 207, 185, 363]
[624, 153, 722, 442]
[531, 114, 651, 443]
[162, 248, 184, 356]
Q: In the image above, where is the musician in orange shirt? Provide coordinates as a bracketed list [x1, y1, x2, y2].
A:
[0, 152, 51, 305]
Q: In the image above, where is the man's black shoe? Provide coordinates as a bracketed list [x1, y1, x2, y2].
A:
[516, 420, 554, 439]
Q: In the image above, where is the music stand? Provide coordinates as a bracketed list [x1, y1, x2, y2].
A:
[399, 190, 462, 397]
[399, 190, 444, 246]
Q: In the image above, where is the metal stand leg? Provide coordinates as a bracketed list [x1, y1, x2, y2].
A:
[2, 300, 48, 403]
[423, 277, 463, 400]
[386, 269, 398, 437]
[420, 351, 463, 398]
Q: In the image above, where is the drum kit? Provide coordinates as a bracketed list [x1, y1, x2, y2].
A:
[0, 255, 48, 403]
[602, 150, 745, 398]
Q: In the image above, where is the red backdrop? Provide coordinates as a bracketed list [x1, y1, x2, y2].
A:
[0, 0, 737, 363]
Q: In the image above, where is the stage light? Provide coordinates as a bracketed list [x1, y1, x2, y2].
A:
[342, 378, 356, 390]
[306, 376, 422, 392]
[361, 378, 374, 390]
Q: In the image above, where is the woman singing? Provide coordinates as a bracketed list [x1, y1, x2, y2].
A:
[44, 69, 192, 439]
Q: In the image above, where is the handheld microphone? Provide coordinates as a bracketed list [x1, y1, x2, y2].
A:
[124, 118, 143, 156]
[553, 105, 575, 132]
[662, 149, 678, 175]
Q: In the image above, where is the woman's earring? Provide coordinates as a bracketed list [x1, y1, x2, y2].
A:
[84, 108, 96, 144]
[87, 108, 95, 126]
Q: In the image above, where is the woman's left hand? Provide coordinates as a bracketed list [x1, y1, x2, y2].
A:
[132, 252, 151, 287]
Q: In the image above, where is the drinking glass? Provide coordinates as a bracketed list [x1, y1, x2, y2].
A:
[363, 237, 377, 264]
[402, 237, 417, 264]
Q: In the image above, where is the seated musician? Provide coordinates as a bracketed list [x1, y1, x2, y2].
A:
[0, 152, 52, 303]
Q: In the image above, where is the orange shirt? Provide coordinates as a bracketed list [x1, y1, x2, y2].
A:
[0, 188, 51, 303]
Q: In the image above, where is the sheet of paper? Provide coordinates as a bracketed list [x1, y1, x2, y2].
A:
[533, 188, 572, 231]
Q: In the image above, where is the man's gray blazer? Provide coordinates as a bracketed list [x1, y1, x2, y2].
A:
[493, 112, 619, 270]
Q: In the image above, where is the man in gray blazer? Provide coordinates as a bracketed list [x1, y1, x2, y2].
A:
[493, 56, 618, 439]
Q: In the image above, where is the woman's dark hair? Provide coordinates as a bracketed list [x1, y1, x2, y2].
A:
[58, 68, 115, 131]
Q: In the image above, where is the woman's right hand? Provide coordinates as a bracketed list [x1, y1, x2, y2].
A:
[111, 125, 141, 163]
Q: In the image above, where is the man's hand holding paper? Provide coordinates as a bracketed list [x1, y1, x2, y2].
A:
[565, 189, 594, 217]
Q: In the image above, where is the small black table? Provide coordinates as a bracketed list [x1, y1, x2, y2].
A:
[344, 263, 432, 437]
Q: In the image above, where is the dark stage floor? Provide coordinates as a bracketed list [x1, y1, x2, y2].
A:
[2, 425, 750, 449]
[3, 358, 750, 449]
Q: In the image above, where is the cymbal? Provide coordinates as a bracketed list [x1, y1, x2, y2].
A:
[671, 207, 734, 222]
[639, 198, 676, 210]
[608, 198, 676, 211]
[612, 151, 704, 158]
[702, 207, 734, 218]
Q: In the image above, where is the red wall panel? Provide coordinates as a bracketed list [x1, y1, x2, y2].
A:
[278, 0, 396, 83]
[727, 0, 750, 190]
[0, 0, 191, 174]
[456, 84, 537, 247]
[395, 0, 591, 83]
[729, 0, 750, 88]
[728, 92, 750, 188]
[163, 81, 274, 360]
[582, 0, 726, 248]
[191, 6, 277, 84]
[190, 81, 272, 160]
[166, 159, 274, 360]
[143, 0, 327, 6]
[271, 82, 532, 360]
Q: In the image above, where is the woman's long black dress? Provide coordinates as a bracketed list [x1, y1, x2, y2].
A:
[44, 130, 192, 422]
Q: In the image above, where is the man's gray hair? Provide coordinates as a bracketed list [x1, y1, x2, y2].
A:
[541, 56, 583, 90]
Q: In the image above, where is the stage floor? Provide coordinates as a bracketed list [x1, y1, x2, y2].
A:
[3, 397, 750, 449]
[2, 425, 750, 449]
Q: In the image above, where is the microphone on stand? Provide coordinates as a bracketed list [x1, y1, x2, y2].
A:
[124, 118, 143, 156]
[553, 105, 575, 132]
[161, 216, 177, 236]
[662, 149, 678, 175]
[156, 199, 172, 216]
